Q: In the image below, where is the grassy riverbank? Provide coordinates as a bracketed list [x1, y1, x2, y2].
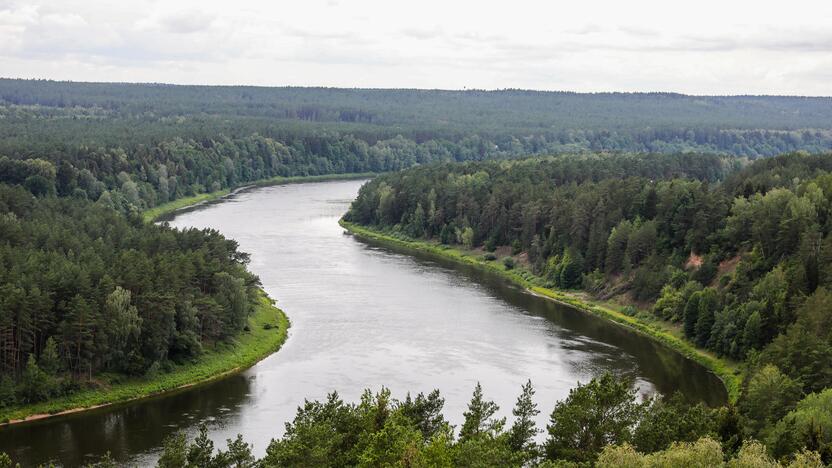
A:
[340, 220, 742, 403]
[0, 290, 289, 425]
[143, 172, 378, 222]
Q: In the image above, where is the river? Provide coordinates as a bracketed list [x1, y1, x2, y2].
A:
[0, 179, 726, 466]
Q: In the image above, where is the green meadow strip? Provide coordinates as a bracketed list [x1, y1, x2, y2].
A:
[340, 220, 741, 403]
[4, 174, 380, 424]
[1, 291, 289, 425]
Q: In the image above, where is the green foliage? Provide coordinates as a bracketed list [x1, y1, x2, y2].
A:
[341, 219, 743, 403]
[507, 380, 540, 462]
[460, 227, 475, 250]
[459, 383, 505, 443]
[186, 424, 216, 467]
[135, 372, 829, 467]
[558, 249, 585, 289]
[39, 337, 60, 375]
[20, 355, 53, 404]
[597, 438, 725, 467]
[263, 392, 361, 466]
[767, 389, 832, 463]
[740, 365, 803, 437]
[599, 437, 826, 467]
[0, 376, 15, 409]
[632, 394, 716, 453]
[157, 433, 188, 468]
[760, 288, 832, 395]
[694, 288, 719, 347]
[544, 373, 644, 463]
[0, 183, 263, 411]
[4, 80, 832, 167]
[347, 152, 832, 398]
[356, 411, 422, 466]
[399, 390, 449, 440]
[155, 424, 256, 468]
[1, 292, 288, 423]
[653, 284, 686, 321]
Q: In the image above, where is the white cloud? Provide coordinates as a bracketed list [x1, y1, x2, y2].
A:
[0, 0, 830, 94]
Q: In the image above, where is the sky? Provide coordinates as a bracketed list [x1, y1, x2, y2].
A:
[1, 0, 831, 95]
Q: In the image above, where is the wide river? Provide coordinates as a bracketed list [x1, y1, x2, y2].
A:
[0, 179, 726, 466]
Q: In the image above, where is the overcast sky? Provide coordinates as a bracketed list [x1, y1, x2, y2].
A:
[1, 0, 831, 95]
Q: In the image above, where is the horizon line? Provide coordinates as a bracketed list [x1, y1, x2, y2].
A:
[2, 76, 830, 99]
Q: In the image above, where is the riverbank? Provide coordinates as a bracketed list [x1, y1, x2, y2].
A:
[340, 220, 742, 403]
[0, 290, 289, 426]
[143, 172, 378, 222]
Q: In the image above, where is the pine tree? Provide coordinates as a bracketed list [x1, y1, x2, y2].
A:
[684, 291, 702, 339]
[157, 433, 187, 468]
[20, 354, 51, 403]
[508, 380, 540, 460]
[39, 336, 60, 375]
[459, 382, 504, 443]
[0, 375, 16, 408]
[187, 423, 216, 467]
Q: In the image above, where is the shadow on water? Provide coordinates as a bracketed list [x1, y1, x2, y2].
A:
[0, 374, 254, 467]
[0, 180, 727, 466]
[354, 237, 728, 408]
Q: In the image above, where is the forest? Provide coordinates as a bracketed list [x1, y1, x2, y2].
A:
[1, 78, 832, 465]
[0, 182, 260, 409]
[346, 151, 832, 463]
[1, 79, 832, 221]
[29, 374, 829, 467]
[171, 376, 829, 467]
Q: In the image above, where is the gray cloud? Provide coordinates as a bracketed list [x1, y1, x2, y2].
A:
[157, 11, 216, 34]
[1, 0, 830, 95]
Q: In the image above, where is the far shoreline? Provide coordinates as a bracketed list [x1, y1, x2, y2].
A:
[143, 172, 379, 222]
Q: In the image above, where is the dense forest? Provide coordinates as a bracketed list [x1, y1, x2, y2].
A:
[0, 183, 259, 409]
[29, 374, 827, 467]
[346, 152, 832, 461]
[2, 79, 832, 465]
[175, 376, 828, 467]
[1, 79, 832, 217]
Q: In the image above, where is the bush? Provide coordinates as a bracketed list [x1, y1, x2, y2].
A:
[582, 270, 605, 293]
[485, 237, 497, 252]
[144, 361, 161, 379]
[20, 355, 54, 403]
[631, 264, 669, 301]
[0, 376, 16, 408]
[511, 239, 522, 255]
[503, 257, 516, 269]
[692, 257, 718, 285]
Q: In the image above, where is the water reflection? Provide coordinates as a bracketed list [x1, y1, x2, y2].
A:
[0, 180, 725, 467]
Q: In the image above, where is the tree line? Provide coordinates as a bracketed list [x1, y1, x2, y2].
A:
[9, 374, 826, 467]
[345, 151, 832, 460]
[0, 183, 259, 409]
[1, 81, 832, 215]
[1, 79, 831, 220]
[159, 376, 828, 467]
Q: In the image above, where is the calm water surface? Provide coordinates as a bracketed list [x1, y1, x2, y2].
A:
[0, 180, 726, 466]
